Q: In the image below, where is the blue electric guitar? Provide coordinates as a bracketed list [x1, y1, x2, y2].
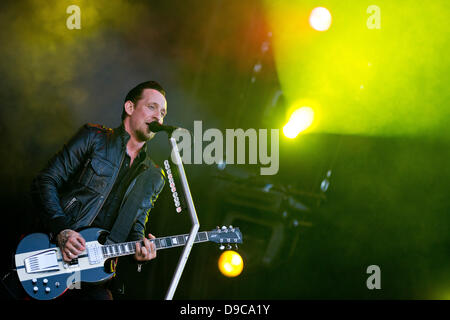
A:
[15, 226, 242, 300]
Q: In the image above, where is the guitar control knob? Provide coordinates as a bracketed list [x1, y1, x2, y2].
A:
[43, 278, 48, 285]
[31, 278, 37, 284]
[55, 282, 60, 287]
[33, 286, 38, 293]
[45, 287, 51, 293]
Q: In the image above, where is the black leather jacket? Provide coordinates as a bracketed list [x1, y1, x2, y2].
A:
[31, 123, 165, 241]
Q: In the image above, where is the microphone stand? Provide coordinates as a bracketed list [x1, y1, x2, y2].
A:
[162, 129, 200, 300]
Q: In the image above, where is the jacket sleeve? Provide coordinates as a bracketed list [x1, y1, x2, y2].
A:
[127, 168, 165, 241]
[31, 124, 93, 236]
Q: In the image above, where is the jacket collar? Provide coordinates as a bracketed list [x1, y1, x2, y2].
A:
[114, 123, 148, 158]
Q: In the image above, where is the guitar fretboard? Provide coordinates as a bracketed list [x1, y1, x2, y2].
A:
[102, 231, 209, 259]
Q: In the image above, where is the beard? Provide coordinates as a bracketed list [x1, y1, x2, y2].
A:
[134, 125, 155, 142]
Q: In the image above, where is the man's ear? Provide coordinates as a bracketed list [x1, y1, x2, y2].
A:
[124, 101, 135, 117]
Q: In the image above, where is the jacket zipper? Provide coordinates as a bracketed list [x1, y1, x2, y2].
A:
[78, 158, 91, 183]
[63, 197, 78, 211]
[87, 151, 126, 226]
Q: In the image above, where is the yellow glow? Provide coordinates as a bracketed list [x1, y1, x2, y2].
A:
[218, 250, 244, 277]
[283, 107, 314, 138]
[309, 7, 332, 31]
[265, 1, 450, 138]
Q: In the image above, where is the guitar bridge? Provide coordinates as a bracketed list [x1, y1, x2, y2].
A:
[24, 249, 60, 273]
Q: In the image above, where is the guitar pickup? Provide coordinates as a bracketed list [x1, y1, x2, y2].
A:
[24, 249, 60, 274]
[87, 243, 103, 265]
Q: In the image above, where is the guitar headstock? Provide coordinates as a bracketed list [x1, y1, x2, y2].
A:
[208, 226, 243, 250]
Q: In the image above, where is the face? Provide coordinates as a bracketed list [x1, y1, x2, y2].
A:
[125, 88, 167, 142]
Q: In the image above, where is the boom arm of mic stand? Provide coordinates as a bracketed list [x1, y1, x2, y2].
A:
[164, 135, 200, 300]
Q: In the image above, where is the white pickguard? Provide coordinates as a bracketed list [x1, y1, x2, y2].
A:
[15, 240, 105, 282]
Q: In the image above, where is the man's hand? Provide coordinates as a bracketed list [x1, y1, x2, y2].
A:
[57, 229, 86, 262]
[134, 233, 157, 262]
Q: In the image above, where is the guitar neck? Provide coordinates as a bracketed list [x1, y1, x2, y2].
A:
[101, 231, 210, 259]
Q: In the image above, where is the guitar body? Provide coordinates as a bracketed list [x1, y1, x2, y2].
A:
[15, 228, 113, 300]
[14, 225, 242, 300]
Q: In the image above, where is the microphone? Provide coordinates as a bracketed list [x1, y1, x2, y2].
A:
[148, 121, 180, 134]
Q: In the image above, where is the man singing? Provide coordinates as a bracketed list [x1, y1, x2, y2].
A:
[31, 81, 167, 299]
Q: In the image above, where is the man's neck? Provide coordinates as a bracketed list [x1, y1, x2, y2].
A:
[123, 120, 145, 160]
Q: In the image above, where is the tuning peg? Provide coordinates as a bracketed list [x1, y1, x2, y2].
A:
[235, 244, 239, 250]
[219, 245, 225, 250]
[226, 244, 232, 250]
[221, 226, 227, 231]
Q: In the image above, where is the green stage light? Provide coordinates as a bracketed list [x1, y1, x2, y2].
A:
[264, 0, 449, 139]
[283, 106, 314, 139]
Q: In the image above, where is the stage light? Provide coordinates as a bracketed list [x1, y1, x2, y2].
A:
[218, 250, 244, 277]
[283, 107, 314, 139]
[309, 7, 332, 31]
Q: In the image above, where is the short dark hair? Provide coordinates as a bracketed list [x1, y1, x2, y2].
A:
[122, 81, 166, 120]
